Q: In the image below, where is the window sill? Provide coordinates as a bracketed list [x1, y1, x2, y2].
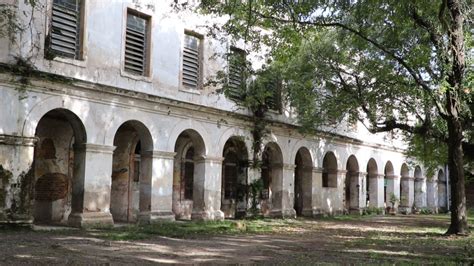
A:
[179, 87, 202, 95]
[120, 69, 152, 83]
[46, 56, 87, 68]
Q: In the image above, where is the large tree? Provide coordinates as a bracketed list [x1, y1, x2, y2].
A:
[197, 0, 473, 235]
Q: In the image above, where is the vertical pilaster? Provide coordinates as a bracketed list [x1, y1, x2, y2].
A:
[414, 177, 427, 209]
[427, 178, 438, 213]
[300, 165, 315, 217]
[191, 156, 224, 221]
[368, 174, 385, 208]
[0, 135, 36, 225]
[311, 167, 323, 216]
[68, 144, 114, 228]
[270, 163, 296, 218]
[138, 151, 175, 224]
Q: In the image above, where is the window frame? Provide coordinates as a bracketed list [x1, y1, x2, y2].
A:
[180, 30, 204, 92]
[120, 7, 153, 81]
[44, 0, 87, 66]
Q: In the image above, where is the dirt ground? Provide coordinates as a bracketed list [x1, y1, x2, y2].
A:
[0, 215, 472, 265]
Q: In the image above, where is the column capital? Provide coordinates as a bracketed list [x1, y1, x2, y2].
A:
[337, 169, 347, 175]
[0, 134, 37, 146]
[283, 163, 296, 170]
[194, 155, 224, 163]
[385, 174, 399, 180]
[142, 150, 176, 159]
[312, 167, 324, 173]
[74, 143, 115, 154]
[401, 176, 414, 181]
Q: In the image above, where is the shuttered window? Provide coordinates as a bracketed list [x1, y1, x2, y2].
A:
[227, 48, 246, 101]
[124, 12, 149, 76]
[182, 33, 202, 89]
[266, 79, 282, 112]
[49, 0, 82, 59]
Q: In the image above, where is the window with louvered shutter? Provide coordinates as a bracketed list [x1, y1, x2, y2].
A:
[124, 12, 149, 76]
[227, 48, 246, 101]
[49, 0, 82, 59]
[182, 33, 202, 89]
[266, 79, 282, 112]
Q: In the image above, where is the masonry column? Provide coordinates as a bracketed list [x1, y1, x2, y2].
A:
[68, 144, 114, 228]
[414, 177, 427, 209]
[138, 151, 175, 224]
[0, 135, 36, 225]
[300, 165, 316, 217]
[368, 174, 385, 208]
[271, 163, 296, 218]
[311, 167, 324, 216]
[385, 174, 400, 208]
[427, 177, 438, 213]
[191, 156, 224, 221]
[245, 162, 261, 215]
[335, 170, 347, 215]
[350, 171, 367, 214]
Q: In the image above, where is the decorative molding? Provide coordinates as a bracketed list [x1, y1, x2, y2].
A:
[0, 134, 37, 147]
[74, 143, 116, 154]
[142, 150, 176, 159]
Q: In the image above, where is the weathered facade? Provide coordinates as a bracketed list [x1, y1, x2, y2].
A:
[0, 0, 449, 227]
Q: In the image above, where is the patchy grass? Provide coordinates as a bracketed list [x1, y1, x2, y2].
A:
[92, 219, 286, 240]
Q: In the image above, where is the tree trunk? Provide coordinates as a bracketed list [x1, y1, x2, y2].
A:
[445, 117, 468, 235]
[444, 0, 468, 236]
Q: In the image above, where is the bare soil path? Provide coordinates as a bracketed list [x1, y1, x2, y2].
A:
[1, 215, 472, 264]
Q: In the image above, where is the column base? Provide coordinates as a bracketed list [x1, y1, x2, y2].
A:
[138, 211, 175, 224]
[68, 211, 114, 228]
[0, 213, 33, 228]
[398, 206, 412, 215]
[349, 208, 363, 215]
[270, 208, 296, 219]
[191, 210, 224, 221]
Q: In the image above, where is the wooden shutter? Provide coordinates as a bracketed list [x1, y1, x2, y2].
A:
[124, 13, 148, 76]
[182, 34, 201, 89]
[50, 0, 81, 59]
[227, 48, 246, 101]
[266, 78, 282, 112]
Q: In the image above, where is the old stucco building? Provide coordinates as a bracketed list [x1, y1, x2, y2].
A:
[0, 0, 449, 227]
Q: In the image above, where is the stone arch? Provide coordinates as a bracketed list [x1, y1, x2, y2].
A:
[172, 129, 206, 219]
[345, 155, 360, 212]
[32, 108, 87, 225]
[261, 142, 284, 216]
[294, 147, 313, 216]
[166, 120, 210, 154]
[110, 120, 154, 223]
[322, 151, 338, 188]
[399, 163, 410, 209]
[216, 128, 252, 160]
[438, 169, 448, 212]
[221, 136, 249, 219]
[384, 161, 395, 206]
[366, 158, 379, 208]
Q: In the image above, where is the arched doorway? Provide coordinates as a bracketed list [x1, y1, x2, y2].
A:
[32, 108, 86, 225]
[345, 155, 359, 213]
[110, 121, 153, 223]
[221, 137, 248, 219]
[366, 158, 379, 207]
[261, 142, 283, 216]
[173, 129, 206, 219]
[438, 169, 447, 212]
[294, 147, 312, 216]
[399, 163, 410, 212]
